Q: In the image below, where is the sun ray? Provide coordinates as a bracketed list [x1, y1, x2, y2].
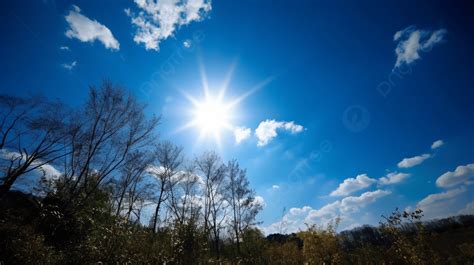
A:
[218, 60, 238, 101]
[180, 89, 200, 107]
[175, 119, 199, 133]
[228, 76, 275, 108]
[198, 59, 210, 100]
[179, 63, 274, 144]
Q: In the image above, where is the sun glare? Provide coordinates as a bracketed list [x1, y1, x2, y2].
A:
[178, 62, 273, 146]
[193, 96, 232, 134]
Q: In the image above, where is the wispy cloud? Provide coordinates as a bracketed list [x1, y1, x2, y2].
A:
[65, 5, 120, 50]
[125, 0, 211, 51]
[397, 153, 431, 168]
[255, 119, 304, 146]
[233, 126, 251, 144]
[62, 61, 77, 70]
[431, 139, 444, 149]
[436, 163, 474, 188]
[330, 174, 377, 196]
[59, 46, 70, 51]
[393, 26, 446, 69]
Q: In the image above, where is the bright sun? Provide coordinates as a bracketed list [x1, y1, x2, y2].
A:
[182, 86, 239, 146]
[193, 95, 233, 134]
[179, 62, 273, 146]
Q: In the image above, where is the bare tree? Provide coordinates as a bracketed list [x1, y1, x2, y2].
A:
[167, 164, 202, 226]
[59, 81, 159, 209]
[149, 141, 183, 233]
[0, 95, 69, 197]
[196, 152, 228, 259]
[225, 160, 263, 256]
[112, 150, 153, 217]
[126, 182, 155, 224]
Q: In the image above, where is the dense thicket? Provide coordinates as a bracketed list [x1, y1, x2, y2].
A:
[1, 82, 473, 264]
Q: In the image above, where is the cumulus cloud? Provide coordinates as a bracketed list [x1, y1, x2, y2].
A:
[65, 5, 120, 50]
[431, 139, 444, 149]
[418, 187, 466, 208]
[262, 190, 390, 235]
[252, 195, 266, 208]
[436, 163, 474, 188]
[379, 172, 410, 185]
[125, 0, 211, 51]
[393, 26, 447, 69]
[271, 185, 280, 190]
[233, 126, 251, 144]
[416, 187, 467, 219]
[397, 153, 431, 168]
[330, 174, 377, 196]
[310, 190, 391, 221]
[255, 119, 304, 146]
[62, 61, 77, 70]
[336, 190, 392, 214]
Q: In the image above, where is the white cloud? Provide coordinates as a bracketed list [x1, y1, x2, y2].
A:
[393, 26, 446, 69]
[37, 164, 62, 179]
[337, 190, 392, 214]
[146, 165, 205, 188]
[253, 195, 266, 208]
[417, 187, 466, 208]
[379, 172, 410, 185]
[397, 153, 431, 168]
[431, 139, 444, 149]
[261, 190, 390, 235]
[272, 185, 280, 190]
[458, 202, 474, 215]
[255, 119, 304, 146]
[233, 126, 251, 144]
[126, 0, 211, 51]
[416, 187, 466, 219]
[0, 149, 61, 180]
[330, 174, 377, 196]
[309, 190, 391, 221]
[59, 46, 70, 51]
[436, 163, 474, 188]
[183, 40, 192, 48]
[62, 61, 77, 70]
[65, 5, 120, 50]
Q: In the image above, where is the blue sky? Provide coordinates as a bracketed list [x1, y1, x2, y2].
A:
[1, 0, 473, 233]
